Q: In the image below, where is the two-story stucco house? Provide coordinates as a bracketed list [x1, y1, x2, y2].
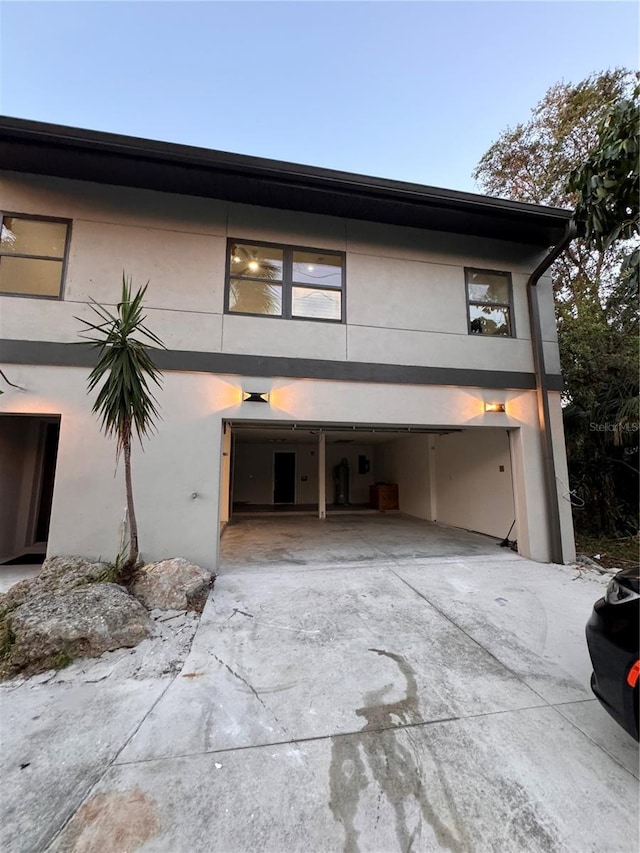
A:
[0, 118, 577, 570]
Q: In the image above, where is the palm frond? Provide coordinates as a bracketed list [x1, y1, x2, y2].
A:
[78, 273, 165, 458]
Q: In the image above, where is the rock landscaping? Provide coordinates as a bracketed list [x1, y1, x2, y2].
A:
[0, 555, 215, 678]
[131, 557, 213, 613]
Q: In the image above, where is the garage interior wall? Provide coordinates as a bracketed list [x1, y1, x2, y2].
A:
[434, 429, 516, 540]
[232, 440, 376, 506]
[233, 443, 317, 505]
[325, 443, 375, 505]
[375, 434, 433, 520]
[229, 428, 516, 543]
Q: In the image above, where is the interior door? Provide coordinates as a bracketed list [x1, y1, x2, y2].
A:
[273, 451, 296, 504]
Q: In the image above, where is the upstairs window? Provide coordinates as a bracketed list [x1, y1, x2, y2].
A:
[466, 268, 514, 337]
[226, 239, 344, 322]
[0, 213, 70, 298]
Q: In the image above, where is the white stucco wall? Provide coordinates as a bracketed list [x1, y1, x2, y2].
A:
[0, 170, 575, 565]
[0, 365, 575, 565]
[0, 366, 223, 570]
[0, 171, 560, 379]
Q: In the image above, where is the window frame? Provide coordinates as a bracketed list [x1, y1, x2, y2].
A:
[0, 211, 72, 300]
[225, 237, 346, 324]
[465, 267, 515, 338]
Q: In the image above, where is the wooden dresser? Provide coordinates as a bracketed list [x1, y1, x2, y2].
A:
[369, 484, 399, 511]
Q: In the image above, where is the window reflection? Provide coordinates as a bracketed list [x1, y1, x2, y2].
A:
[469, 304, 511, 336]
[230, 244, 283, 280]
[466, 268, 512, 337]
[227, 240, 344, 322]
[229, 279, 282, 315]
[1, 217, 67, 258]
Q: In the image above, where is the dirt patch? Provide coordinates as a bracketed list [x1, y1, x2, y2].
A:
[576, 534, 639, 570]
[55, 787, 160, 852]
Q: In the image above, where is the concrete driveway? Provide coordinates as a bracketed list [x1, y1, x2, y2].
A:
[2, 516, 638, 852]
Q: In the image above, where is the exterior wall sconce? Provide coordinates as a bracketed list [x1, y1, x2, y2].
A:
[243, 392, 269, 403]
[484, 402, 506, 413]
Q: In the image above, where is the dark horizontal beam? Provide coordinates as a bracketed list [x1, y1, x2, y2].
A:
[0, 339, 564, 392]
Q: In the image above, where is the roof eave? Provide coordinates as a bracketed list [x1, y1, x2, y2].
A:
[0, 116, 573, 247]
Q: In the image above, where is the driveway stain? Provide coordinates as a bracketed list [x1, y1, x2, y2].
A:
[55, 786, 160, 852]
[329, 649, 466, 852]
[329, 649, 561, 853]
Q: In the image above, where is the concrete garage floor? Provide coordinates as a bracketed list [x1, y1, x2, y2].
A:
[2, 515, 639, 852]
[220, 513, 506, 570]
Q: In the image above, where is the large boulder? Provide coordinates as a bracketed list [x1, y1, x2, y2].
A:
[131, 558, 214, 613]
[0, 556, 110, 617]
[6, 583, 153, 673]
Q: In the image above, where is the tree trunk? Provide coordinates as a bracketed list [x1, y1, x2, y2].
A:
[123, 426, 138, 572]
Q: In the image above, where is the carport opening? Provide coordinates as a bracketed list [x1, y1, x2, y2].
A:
[220, 421, 518, 547]
[0, 414, 60, 566]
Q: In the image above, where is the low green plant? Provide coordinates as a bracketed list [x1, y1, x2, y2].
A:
[49, 646, 76, 671]
[96, 549, 139, 587]
[0, 618, 15, 660]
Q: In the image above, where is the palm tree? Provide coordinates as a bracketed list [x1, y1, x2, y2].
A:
[78, 275, 164, 574]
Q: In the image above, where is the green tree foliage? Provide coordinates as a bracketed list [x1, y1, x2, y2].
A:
[567, 85, 639, 250]
[78, 276, 164, 572]
[563, 82, 639, 535]
[474, 69, 632, 305]
[567, 83, 639, 321]
[474, 69, 638, 536]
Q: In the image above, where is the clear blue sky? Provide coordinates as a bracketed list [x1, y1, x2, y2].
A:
[0, 1, 637, 192]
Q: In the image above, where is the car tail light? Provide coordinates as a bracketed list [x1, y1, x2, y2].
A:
[627, 661, 640, 688]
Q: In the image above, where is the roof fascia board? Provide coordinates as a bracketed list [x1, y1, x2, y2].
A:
[0, 116, 572, 244]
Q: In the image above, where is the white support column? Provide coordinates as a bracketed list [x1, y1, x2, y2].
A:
[219, 423, 232, 525]
[428, 438, 438, 521]
[318, 431, 326, 519]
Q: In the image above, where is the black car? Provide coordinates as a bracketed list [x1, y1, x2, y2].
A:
[586, 567, 639, 741]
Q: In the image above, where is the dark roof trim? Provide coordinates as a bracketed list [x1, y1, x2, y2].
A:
[0, 116, 572, 246]
[0, 339, 564, 392]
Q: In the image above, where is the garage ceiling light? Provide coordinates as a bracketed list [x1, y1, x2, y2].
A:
[485, 402, 506, 413]
[243, 392, 270, 403]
